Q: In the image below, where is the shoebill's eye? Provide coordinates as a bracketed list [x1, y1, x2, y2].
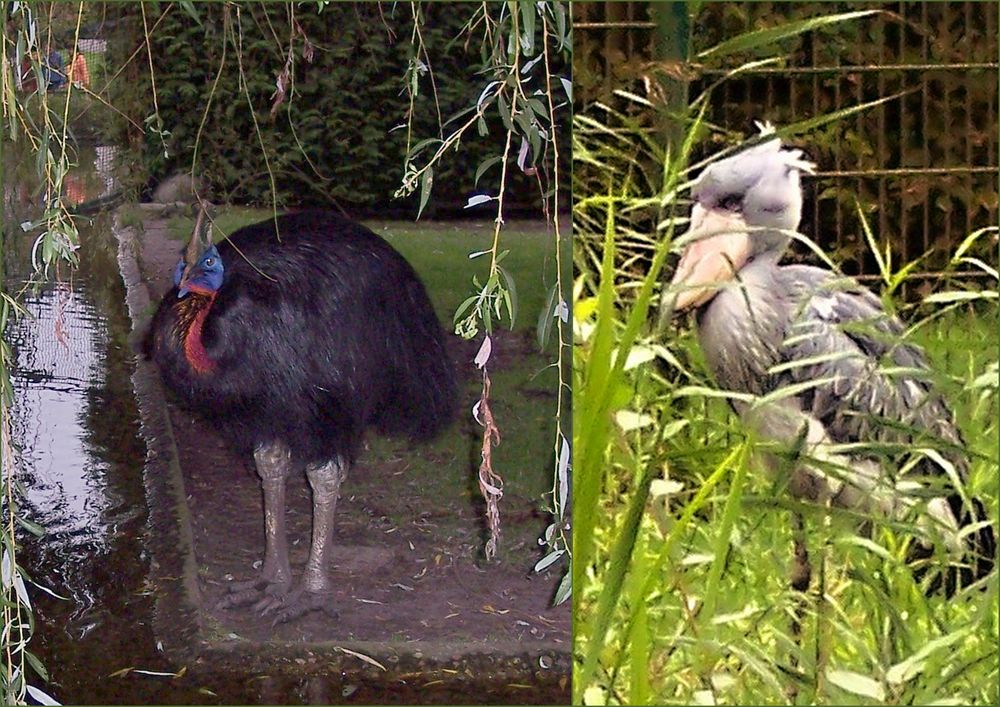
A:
[718, 194, 742, 212]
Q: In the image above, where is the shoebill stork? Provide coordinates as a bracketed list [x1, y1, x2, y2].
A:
[666, 123, 995, 595]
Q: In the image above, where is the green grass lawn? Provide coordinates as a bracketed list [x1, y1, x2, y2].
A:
[165, 211, 562, 330]
[162, 207, 568, 567]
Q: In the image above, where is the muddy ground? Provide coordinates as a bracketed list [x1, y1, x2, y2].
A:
[121, 207, 570, 702]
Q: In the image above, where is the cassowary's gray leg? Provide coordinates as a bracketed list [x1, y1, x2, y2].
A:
[257, 442, 294, 590]
[218, 442, 293, 608]
[303, 458, 347, 594]
[263, 459, 347, 624]
[218, 448, 346, 623]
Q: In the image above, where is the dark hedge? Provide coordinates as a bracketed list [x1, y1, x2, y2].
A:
[112, 2, 569, 217]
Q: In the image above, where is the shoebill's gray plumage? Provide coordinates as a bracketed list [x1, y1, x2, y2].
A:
[667, 123, 995, 595]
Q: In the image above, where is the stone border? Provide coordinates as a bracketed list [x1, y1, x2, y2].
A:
[115, 213, 205, 652]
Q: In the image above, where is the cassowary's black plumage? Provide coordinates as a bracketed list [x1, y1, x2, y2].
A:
[144, 209, 456, 621]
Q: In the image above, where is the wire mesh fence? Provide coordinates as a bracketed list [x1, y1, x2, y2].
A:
[574, 1, 998, 292]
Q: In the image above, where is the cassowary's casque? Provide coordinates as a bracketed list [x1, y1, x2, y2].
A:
[144, 209, 457, 621]
[667, 123, 995, 595]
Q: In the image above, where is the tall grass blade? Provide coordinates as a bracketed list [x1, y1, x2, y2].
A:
[701, 442, 750, 623]
[628, 531, 652, 706]
[698, 10, 881, 60]
[575, 464, 657, 703]
[576, 104, 709, 594]
[574, 196, 622, 609]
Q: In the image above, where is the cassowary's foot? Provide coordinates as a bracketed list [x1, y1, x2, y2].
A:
[216, 573, 292, 610]
[216, 576, 337, 623]
[257, 586, 339, 625]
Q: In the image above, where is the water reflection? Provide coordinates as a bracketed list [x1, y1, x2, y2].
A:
[3, 147, 117, 218]
[8, 279, 140, 646]
[4, 209, 149, 656]
[5, 139, 124, 544]
[10, 282, 110, 541]
[2, 128, 162, 697]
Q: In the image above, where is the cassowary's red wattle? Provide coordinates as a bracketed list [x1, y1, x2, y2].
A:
[182, 295, 216, 374]
[143, 209, 457, 622]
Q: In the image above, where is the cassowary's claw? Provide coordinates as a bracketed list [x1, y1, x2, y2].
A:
[266, 590, 339, 626]
[253, 587, 298, 615]
[215, 575, 292, 611]
[216, 578, 337, 623]
[216, 588, 263, 610]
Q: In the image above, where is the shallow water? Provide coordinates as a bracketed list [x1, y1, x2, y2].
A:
[5, 210, 203, 704]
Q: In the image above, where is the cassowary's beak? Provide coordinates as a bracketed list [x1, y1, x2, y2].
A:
[667, 204, 751, 312]
[177, 260, 203, 298]
[177, 206, 212, 298]
[177, 268, 200, 298]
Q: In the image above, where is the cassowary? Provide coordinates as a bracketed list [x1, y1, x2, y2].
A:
[666, 123, 995, 595]
[144, 208, 457, 622]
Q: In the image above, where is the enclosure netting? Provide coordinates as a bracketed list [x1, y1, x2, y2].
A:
[574, 1, 998, 292]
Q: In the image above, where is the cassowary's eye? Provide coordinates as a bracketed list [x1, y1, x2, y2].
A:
[718, 194, 742, 212]
[204, 257, 215, 267]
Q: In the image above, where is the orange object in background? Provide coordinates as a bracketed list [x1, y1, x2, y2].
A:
[68, 52, 89, 88]
[64, 174, 86, 206]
